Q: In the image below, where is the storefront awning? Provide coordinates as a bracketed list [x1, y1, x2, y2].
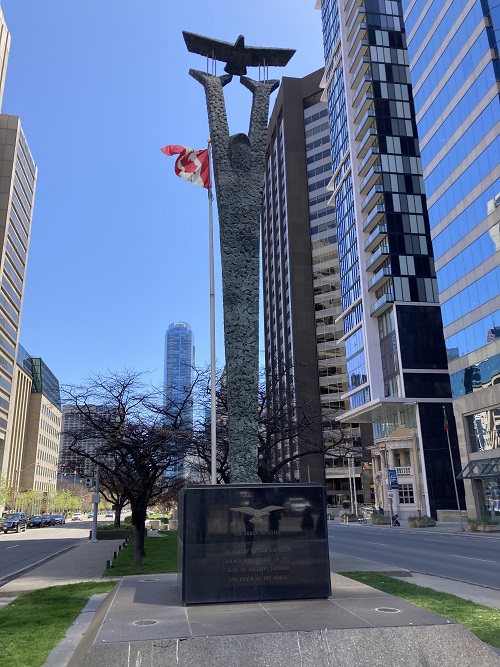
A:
[457, 457, 500, 480]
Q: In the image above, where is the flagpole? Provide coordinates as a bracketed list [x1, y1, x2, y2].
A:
[443, 405, 464, 531]
[208, 139, 217, 485]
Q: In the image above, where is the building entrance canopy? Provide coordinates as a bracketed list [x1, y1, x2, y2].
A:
[457, 457, 500, 480]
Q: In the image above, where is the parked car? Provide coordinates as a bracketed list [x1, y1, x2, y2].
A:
[52, 514, 65, 525]
[105, 510, 113, 517]
[41, 514, 55, 527]
[71, 512, 83, 521]
[27, 515, 44, 528]
[88, 512, 94, 519]
[1, 512, 28, 533]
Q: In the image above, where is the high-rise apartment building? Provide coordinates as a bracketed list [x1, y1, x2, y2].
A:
[317, 0, 465, 518]
[0, 9, 38, 486]
[401, 0, 500, 519]
[262, 69, 373, 502]
[164, 322, 195, 427]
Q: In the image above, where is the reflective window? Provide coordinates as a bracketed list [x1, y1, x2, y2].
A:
[424, 99, 498, 196]
[441, 267, 500, 327]
[429, 137, 500, 227]
[348, 386, 371, 409]
[417, 35, 489, 136]
[420, 66, 494, 168]
[445, 309, 500, 359]
[431, 180, 499, 259]
[436, 231, 497, 291]
[465, 408, 500, 453]
[450, 352, 500, 397]
[414, 3, 482, 110]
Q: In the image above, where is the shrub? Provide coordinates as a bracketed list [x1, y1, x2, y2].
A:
[408, 515, 435, 527]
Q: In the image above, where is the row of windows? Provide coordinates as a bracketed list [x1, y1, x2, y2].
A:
[414, 2, 482, 111]
[431, 180, 499, 261]
[305, 122, 330, 139]
[349, 386, 371, 409]
[305, 108, 329, 126]
[380, 153, 422, 174]
[307, 148, 331, 165]
[436, 231, 497, 292]
[446, 310, 500, 361]
[386, 191, 424, 215]
[441, 267, 500, 328]
[308, 176, 331, 193]
[306, 134, 331, 152]
[409, 0, 467, 83]
[450, 352, 500, 399]
[345, 327, 364, 361]
[417, 34, 486, 138]
[424, 98, 498, 198]
[372, 61, 411, 86]
[311, 218, 336, 236]
[307, 161, 332, 179]
[421, 65, 496, 169]
[393, 275, 439, 303]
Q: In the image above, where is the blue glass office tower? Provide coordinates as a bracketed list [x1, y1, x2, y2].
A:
[318, 0, 465, 518]
[401, 1, 500, 519]
[164, 322, 195, 428]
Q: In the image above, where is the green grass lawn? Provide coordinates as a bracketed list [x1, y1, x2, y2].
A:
[0, 581, 117, 667]
[343, 572, 500, 649]
[103, 532, 177, 576]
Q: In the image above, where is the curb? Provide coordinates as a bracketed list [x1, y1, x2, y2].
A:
[42, 593, 110, 667]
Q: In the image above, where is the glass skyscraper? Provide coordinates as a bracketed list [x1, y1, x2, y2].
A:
[401, 0, 500, 519]
[318, 0, 465, 518]
[164, 322, 195, 429]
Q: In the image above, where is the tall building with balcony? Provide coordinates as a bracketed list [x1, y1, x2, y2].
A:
[262, 69, 373, 501]
[317, 0, 465, 518]
[401, 0, 500, 519]
[0, 10, 38, 487]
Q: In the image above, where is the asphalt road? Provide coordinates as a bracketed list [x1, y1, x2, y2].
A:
[0, 520, 93, 581]
[328, 522, 500, 589]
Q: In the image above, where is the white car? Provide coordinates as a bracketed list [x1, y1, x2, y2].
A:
[72, 512, 83, 521]
[105, 510, 113, 517]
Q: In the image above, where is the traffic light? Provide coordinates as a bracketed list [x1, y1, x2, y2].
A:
[85, 477, 94, 489]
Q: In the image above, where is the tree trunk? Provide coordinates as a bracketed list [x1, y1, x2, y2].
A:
[131, 499, 148, 566]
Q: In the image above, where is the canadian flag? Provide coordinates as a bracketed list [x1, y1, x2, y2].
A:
[161, 144, 211, 189]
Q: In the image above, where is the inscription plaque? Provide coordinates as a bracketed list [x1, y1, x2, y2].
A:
[178, 483, 331, 604]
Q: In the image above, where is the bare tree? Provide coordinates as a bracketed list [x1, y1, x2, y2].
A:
[190, 366, 351, 484]
[62, 369, 196, 565]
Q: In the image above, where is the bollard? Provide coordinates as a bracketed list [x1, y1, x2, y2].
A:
[106, 559, 113, 568]
[114, 551, 117, 559]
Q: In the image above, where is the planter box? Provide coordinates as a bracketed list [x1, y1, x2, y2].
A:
[476, 524, 500, 532]
[371, 517, 391, 525]
[94, 529, 132, 540]
[409, 520, 436, 528]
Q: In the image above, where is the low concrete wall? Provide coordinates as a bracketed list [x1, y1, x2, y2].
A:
[93, 529, 132, 540]
[437, 510, 468, 522]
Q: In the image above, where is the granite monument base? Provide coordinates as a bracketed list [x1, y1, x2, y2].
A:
[178, 483, 331, 604]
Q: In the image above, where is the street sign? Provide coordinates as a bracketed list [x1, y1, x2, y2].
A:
[388, 491, 395, 499]
[389, 469, 399, 489]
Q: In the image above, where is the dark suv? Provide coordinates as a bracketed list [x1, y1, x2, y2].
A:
[1, 512, 28, 533]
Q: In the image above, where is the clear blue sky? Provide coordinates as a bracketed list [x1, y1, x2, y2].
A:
[1, 1, 324, 389]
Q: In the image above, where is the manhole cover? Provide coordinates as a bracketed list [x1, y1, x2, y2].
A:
[131, 619, 159, 626]
[374, 607, 402, 613]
